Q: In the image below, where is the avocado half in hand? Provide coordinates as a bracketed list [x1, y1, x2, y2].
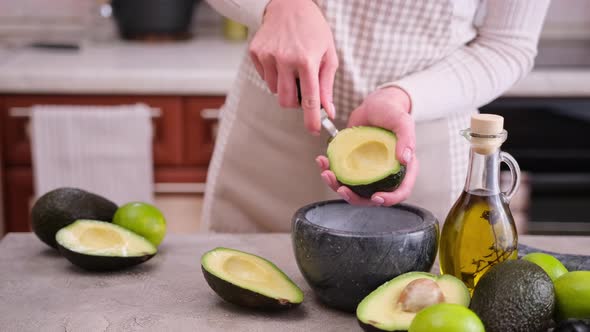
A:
[201, 247, 304, 310]
[327, 126, 406, 198]
[55, 220, 157, 271]
[357, 272, 470, 332]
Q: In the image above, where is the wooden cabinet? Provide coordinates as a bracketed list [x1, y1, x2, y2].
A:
[0, 94, 225, 232]
[184, 97, 222, 166]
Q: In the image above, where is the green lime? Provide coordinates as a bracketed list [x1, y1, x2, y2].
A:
[555, 271, 590, 320]
[522, 252, 568, 281]
[409, 303, 485, 332]
[113, 202, 166, 246]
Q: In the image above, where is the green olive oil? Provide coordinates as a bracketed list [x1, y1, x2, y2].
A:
[440, 190, 518, 291]
[439, 114, 521, 292]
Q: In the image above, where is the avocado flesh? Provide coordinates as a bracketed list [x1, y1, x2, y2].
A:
[470, 260, 555, 332]
[357, 272, 470, 332]
[201, 247, 303, 310]
[31, 187, 118, 248]
[327, 127, 405, 198]
[55, 220, 157, 271]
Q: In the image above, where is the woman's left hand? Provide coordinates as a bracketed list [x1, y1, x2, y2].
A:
[316, 87, 419, 206]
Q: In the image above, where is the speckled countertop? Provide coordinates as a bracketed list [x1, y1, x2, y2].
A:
[0, 233, 589, 332]
[0, 35, 589, 97]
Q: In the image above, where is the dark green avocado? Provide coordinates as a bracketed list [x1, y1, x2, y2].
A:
[31, 187, 118, 248]
[201, 247, 303, 310]
[327, 126, 406, 198]
[554, 319, 590, 332]
[470, 259, 555, 332]
[55, 220, 157, 271]
[356, 272, 470, 331]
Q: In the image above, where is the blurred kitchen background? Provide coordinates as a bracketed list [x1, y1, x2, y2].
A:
[0, 0, 589, 237]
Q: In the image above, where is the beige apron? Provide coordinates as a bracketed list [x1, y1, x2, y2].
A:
[201, 0, 478, 232]
[201, 70, 462, 233]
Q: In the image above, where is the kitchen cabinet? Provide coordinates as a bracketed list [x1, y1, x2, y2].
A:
[0, 94, 225, 232]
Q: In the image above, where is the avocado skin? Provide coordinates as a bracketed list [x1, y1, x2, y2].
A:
[202, 266, 300, 311]
[31, 187, 118, 248]
[554, 319, 590, 332]
[56, 243, 155, 271]
[345, 165, 406, 198]
[470, 260, 555, 332]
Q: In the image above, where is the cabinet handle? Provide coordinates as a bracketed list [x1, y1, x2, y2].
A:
[200, 108, 221, 120]
[9, 107, 162, 118]
[154, 183, 206, 194]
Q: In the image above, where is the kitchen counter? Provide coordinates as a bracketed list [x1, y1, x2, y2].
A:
[1, 37, 590, 97]
[0, 36, 247, 95]
[1, 233, 589, 331]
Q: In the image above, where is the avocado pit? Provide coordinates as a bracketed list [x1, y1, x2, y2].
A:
[398, 278, 445, 313]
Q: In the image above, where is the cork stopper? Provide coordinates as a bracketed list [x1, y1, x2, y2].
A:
[468, 114, 506, 155]
[471, 114, 504, 136]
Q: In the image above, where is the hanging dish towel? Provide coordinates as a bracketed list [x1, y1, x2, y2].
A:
[31, 104, 154, 204]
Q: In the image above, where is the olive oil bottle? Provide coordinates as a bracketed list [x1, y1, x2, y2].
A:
[440, 114, 521, 292]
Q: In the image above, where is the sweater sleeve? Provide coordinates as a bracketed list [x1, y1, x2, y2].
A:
[205, 0, 270, 30]
[380, 0, 550, 122]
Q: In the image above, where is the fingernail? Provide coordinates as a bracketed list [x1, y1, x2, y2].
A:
[338, 190, 350, 202]
[315, 157, 323, 168]
[321, 173, 331, 184]
[403, 148, 413, 164]
[312, 130, 320, 137]
[329, 102, 336, 119]
[372, 196, 385, 205]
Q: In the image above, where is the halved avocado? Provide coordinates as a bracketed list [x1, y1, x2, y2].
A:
[201, 247, 304, 310]
[357, 272, 470, 332]
[55, 220, 157, 271]
[31, 187, 118, 249]
[327, 126, 406, 198]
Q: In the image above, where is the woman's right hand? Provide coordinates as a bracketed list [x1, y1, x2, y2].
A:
[249, 0, 338, 135]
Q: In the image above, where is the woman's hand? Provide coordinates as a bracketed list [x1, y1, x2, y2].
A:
[316, 87, 418, 206]
[249, 0, 338, 135]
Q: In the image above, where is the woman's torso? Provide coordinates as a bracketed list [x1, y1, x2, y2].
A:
[318, 0, 481, 121]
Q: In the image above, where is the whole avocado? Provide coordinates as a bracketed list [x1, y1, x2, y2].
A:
[554, 319, 590, 332]
[31, 187, 118, 248]
[470, 260, 555, 332]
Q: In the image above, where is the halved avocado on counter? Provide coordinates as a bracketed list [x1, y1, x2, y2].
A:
[327, 126, 406, 198]
[357, 272, 470, 332]
[55, 220, 157, 271]
[32, 187, 118, 248]
[201, 247, 304, 310]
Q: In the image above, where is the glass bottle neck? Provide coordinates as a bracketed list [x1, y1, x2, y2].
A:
[464, 148, 501, 195]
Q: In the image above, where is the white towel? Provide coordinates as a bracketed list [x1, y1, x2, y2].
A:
[31, 104, 154, 205]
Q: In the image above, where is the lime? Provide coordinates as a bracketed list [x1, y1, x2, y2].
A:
[113, 202, 166, 246]
[522, 252, 568, 281]
[555, 271, 590, 320]
[409, 303, 484, 332]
